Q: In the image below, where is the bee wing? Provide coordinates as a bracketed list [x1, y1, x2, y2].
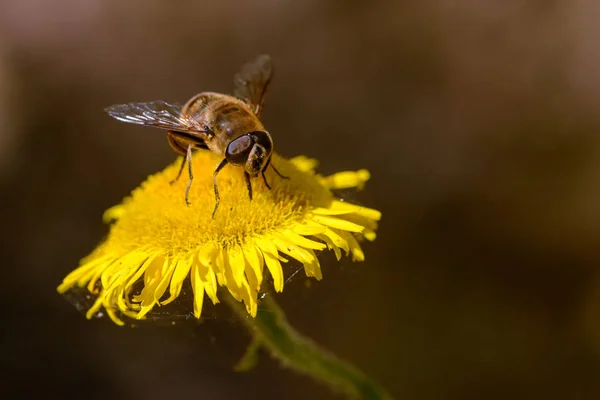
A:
[105, 100, 209, 138]
[233, 54, 273, 117]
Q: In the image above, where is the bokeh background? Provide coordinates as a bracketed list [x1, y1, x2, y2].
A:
[2, 1, 600, 399]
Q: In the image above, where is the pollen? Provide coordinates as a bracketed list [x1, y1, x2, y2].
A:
[58, 150, 381, 325]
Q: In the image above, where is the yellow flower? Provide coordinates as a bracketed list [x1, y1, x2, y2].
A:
[57, 151, 381, 326]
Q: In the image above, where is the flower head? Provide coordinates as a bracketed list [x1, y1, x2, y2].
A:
[58, 151, 381, 325]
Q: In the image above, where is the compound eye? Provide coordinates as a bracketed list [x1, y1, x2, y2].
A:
[250, 131, 272, 154]
[225, 135, 254, 165]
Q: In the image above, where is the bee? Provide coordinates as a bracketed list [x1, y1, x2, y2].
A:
[104, 54, 288, 218]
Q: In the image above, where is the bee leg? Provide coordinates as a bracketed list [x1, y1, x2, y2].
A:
[171, 156, 187, 185]
[265, 156, 289, 182]
[261, 157, 273, 190]
[212, 158, 229, 219]
[261, 170, 272, 190]
[244, 172, 253, 200]
[168, 131, 189, 185]
[271, 164, 289, 180]
[184, 145, 194, 206]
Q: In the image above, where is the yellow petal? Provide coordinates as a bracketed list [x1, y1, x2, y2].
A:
[320, 228, 350, 254]
[311, 215, 365, 232]
[363, 229, 377, 241]
[338, 213, 379, 232]
[133, 256, 166, 301]
[219, 246, 240, 290]
[255, 236, 279, 256]
[57, 254, 113, 293]
[198, 242, 219, 269]
[106, 307, 125, 326]
[320, 169, 370, 190]
[85, 296, 104, 320]
[125, 256, 161, 289]
[104, 252, 148, 289]
[281, 230, 326, 251]
[213, 249, 226, 286]
[303, 249, 323, 280]
[316, 233, 342, 260]
[103, 204, 126, 223]
[196, 258, 219, 304]
[115, 256, 152, 312]
[163, 255, 195, 305]
[289, 155, 319, 172]
[244, 263, 260, 294]
[263, 251, 284, 292]
[273, 234, 314, 264]
[242, 244, 263, 289]
[227, 246, 246, 288]
[311, 207, 354, 216]
[190, 262, 205, 319]
[339, 230, 365, 262]
[129, 257, 168, 318]
[323, 200, 382, 221]
[291, 221, 327, 236]
[153, 258, 176, 303]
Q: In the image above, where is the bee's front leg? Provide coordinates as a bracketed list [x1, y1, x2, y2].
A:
[184, 145, 194, 206]
[211, 158, 229, 219]
[244, 172, 253, 200]
[271, 163, 289, 180]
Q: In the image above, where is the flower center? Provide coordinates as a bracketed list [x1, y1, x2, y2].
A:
[104, 151, 332, 256]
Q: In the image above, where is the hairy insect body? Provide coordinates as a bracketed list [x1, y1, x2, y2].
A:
[105, 54, 287, 218]
[181, 92, 265, 156]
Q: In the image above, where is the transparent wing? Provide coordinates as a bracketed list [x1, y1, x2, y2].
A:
[105, 100, 208, 137]
[233, 54, 273, 116]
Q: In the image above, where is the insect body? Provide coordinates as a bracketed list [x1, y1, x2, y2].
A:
[105, 55, 287, 218]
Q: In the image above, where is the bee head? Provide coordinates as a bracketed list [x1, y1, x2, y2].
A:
[225, 131, 273, 177]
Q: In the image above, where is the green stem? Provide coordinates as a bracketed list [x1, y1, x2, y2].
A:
[225, 294, 395, 400]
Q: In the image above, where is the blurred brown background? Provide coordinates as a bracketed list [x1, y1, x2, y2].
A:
[2, 0, 600, 399]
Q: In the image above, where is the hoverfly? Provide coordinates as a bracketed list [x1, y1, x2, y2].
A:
[105, 54, 287, 218]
